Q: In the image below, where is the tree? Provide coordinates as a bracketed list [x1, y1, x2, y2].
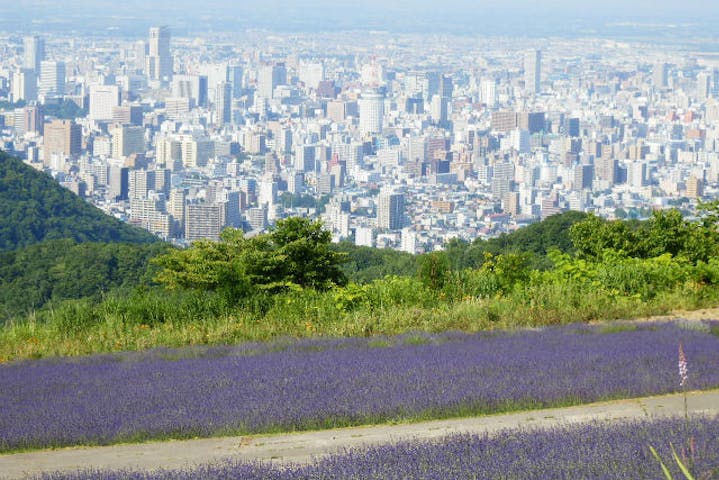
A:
[153, 218, 347, 302]
[570, 214, 641, 259]
[268, 217, 347, 289]
[417, 251, 451, 290]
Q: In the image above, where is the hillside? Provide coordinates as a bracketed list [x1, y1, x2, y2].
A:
[0, 239, 169, 321]
[0, 150, 157, 251]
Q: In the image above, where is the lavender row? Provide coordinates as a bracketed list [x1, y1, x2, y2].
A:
[2, 321, 719, 451]
[37, 415, 719, 479]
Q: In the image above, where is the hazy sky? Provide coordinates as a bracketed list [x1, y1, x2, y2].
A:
[3, 0, 718, 37]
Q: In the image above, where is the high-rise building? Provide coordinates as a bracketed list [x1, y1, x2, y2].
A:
[686, 175, 704, 199]
[89, 85, 120, 121]
[377, 191, 405, 230]
[228, 65, 243, 98]
[654, 62, 669, 88]
[481, 79, 497, 108]
[24, 105, 44, 135]
[108, 162, 129, 201]
[39, 60, 65, 97]
[145, 26, 172, 83]
[185, 203, 224, 241]
[43, 119, 82, 164]
[23, 36, 45, 73]
[524, 49, 541, 95]
[697, 71, 711, 102]
[12, 69, 37, 103]
[111, 124, 145, 160]
[112, 104, 144, 126]
[215, 81, 232, 126]
[257, 63, 286, 99]
[359, 91, 384, 136]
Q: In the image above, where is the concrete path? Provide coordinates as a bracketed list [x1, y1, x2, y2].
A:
[1, 389, 717, 479]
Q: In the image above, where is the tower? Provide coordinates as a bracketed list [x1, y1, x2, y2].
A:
[12, 69, 37, 102]
[654, 62, 669, 89]
[257, 63, 286, 99]
[215, 81, 232, 126]
[146, 26, 172, 83]
[23, 36, 45, 73]
[524, 49, 541, 95]
[377, 191, 405, 230]
[359, 91, 384, 136]
[39, 60, 65, 97]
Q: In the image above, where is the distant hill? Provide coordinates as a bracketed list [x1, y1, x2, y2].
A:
[0, 150, 156, 251]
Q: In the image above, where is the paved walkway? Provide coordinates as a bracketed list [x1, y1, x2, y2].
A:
[1, 389, 717, 479]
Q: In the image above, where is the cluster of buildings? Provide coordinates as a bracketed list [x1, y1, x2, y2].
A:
[1, 29, 718, 252]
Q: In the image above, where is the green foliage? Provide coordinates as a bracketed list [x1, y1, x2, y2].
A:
[570, 210, 719, 263]
[417, 251, 451, 290]
[268, 217, 347, 289]
[333, 242, 418, 282]
[0, 239, 168, 322]
[454, 211, 587, 269]
[650, 444, 697, 480]
[8, 203, 719, 361]
[154, 218, 347, 303]
[0, 151, 157, 251]
[41, 99, 87, 119]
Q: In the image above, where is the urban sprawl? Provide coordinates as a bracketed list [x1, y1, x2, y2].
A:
[1, 29, 718, 252]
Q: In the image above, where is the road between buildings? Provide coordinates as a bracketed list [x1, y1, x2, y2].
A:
[1, 389, 718, 479]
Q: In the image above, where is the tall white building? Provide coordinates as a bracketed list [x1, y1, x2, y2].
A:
[481, 79, 498, 108]
[23, 36, 45, 72]
[39, 60, 65, 97]
[697, 71, 712, 102]
[12, 69, 37, 102]
[654, 62, 669, 88]
[359, 91, 384, 136]
[524, 49, 541, 95]
[257, 63, 286, 99]
[146, 26, 172, 83]
[89, 85, 120, 121]
[215, 81, 232, 126]
[377, 190, 405, 230]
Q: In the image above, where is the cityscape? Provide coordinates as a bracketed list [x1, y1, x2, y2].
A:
[2, 16, 719, 253]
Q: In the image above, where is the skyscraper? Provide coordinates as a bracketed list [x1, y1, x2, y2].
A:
[146, 26, 172, 83]
[524, 49, 541, 95]
[215, 81, 232, 126]
[43, 119, 82, 165]
[377, 191, 405, 230]
[359, 91, 384, 136]
[257, 63, 286, 99]
[111, 124, 146, 160]
[654, 62, 669, 89]
[39, 60, 65, 97]
[23, 36, 45, 73]
[12, 69, 37, 102]
[89, 85, 120, 121]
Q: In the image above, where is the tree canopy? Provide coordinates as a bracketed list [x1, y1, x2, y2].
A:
[0, 151, 156, 251]
[153, 218, 347, 302]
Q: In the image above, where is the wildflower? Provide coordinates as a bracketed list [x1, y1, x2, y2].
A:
[678, 343, 688, 388]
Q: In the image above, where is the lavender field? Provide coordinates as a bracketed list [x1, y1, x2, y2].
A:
[36, 415, 719, 479]
[3, 321, 719, 452]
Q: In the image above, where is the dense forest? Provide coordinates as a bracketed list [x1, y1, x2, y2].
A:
[0, 151, 157, 251]
[0, 240, 169, 321]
